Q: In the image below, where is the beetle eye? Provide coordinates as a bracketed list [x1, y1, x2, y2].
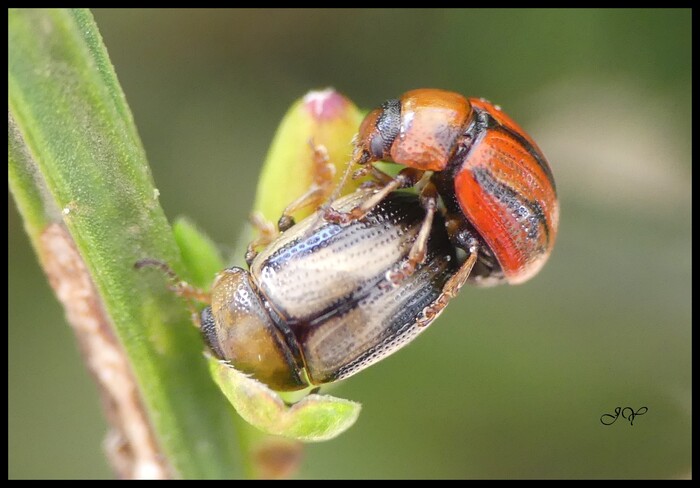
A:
[373, 98, 401, 159]
[369, 133, 386, 159]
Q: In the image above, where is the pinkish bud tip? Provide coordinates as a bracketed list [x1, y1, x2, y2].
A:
[303, 88, 349, 121]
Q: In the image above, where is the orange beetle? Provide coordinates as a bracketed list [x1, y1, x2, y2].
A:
[326, 88, 559, 290]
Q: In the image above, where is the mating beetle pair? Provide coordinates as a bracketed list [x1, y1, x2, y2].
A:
[200, 88, 559, 392]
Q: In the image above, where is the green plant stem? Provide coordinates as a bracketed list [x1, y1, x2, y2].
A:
[9, 8, 244, 478]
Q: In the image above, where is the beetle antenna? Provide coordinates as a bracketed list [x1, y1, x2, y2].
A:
[302, 155, 359, 236]
[135, 258, 179, 281]
[135, 259, 211, 326]
[325, 154, 358, 210]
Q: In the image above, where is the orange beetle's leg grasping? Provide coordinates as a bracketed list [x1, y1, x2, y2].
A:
[416, 248, 478, 328]
[324, 166, 425, 225]
[386, 181, 439, 285]
[355, 164, 397, 191]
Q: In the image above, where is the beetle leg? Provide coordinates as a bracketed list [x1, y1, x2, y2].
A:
[245, 212, 279, 266]
[356, 164, 396, 183]
[443, 212, 504, 284]
[386, 182, 439, 285]
[324, 166, 425, 224]
[321, 162, 397, 212]
[416, 249, 478, 328]
[277, 141, 336, 231]
[357, 165, 395, 190]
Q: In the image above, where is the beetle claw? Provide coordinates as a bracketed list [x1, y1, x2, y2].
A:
[322, 207, 355, 226]
[278, 215, 296, 232]
[244, 249, 258, 267]
[386, 259, 419, 287]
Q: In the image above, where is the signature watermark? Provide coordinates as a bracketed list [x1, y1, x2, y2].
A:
[600, 406, 648, 426]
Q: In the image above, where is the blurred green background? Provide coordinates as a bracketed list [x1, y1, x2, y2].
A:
[8, 8, 691, 479]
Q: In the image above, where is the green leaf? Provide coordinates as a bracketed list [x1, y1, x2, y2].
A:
[208, 356, 361, 442]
